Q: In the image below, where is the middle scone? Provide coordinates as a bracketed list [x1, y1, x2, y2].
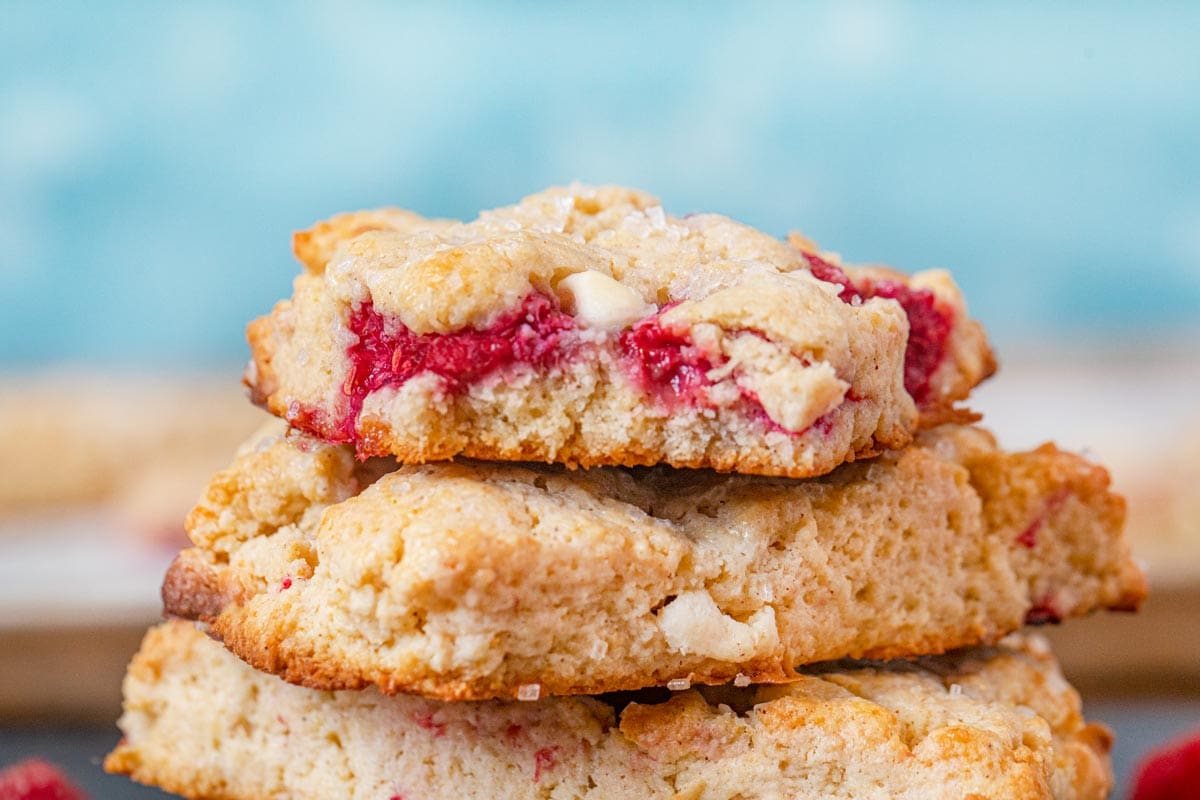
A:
[167, 421, 1144, 701]
[246, 184, 995, 477]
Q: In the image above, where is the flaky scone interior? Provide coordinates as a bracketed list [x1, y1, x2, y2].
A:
[163, 420, 1144, 701]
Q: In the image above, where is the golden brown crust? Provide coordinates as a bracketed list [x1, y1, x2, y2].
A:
[291, 208, 451, 274]
[163, 422, 1144, 702]
[917, 402, 985, 429]
[161, 553, 235, 622]
[349, 412, 899, 475]
[243, 303, 285, 408]
[169, 597, 805, 701]
[106, 623, 1113, 800]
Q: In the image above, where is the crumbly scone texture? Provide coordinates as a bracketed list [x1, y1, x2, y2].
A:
[164, 421, 1145, 701]
[246, 183, 994, 477]
[107, 622, 1113, 800]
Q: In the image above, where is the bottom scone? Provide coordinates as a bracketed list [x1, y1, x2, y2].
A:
[106, 622, 1112, 800]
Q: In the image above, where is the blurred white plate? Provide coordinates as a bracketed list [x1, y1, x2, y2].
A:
[0, 513, 171, 629]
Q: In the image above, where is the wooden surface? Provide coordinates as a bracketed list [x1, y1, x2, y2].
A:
[0, 623, 151, 723]
[1043, 586, 1200, 698]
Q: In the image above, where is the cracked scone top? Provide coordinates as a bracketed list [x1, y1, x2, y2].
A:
[164, 421, 1143, 701]
[108, 623, 1113, 800]
[247, 184, 995, 476]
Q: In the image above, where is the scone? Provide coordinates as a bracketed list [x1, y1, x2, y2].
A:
[246, 184, 995, 476]
[0, 372, 261, 532]
[106, 622, 1113, 800]
[163, 421, 1144, 700]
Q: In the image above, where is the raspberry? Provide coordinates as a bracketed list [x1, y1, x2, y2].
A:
[533, 746, 560, 784]
[618, 316, 715, 405]
[1130, 730, 1200, 800]
[0, 759, 87, 800]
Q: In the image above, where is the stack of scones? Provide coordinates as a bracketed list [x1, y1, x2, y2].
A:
[107, 185, 1144, 799]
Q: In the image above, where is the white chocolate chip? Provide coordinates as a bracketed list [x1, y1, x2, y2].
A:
[716, 333, 849, 433]
[744, 359, 848, 433]
[556, 270, 654, 329]
[657, 590, 780, 662]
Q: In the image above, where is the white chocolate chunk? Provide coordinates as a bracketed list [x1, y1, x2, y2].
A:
[556, 270, 655, 329]
[657, 590, 780, 661]
[744, 359, 849, 433]
[719, 334, 849, 432]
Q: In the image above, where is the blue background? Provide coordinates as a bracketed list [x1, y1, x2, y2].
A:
[3, 1, 1198, 367]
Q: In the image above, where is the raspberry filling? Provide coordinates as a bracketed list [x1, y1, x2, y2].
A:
[806, 252, 954, 406]
[289, 293, 577, 447]
[1024, 594, 1064, 625]
[413, 711, 447, 737]
[806, 256, 861, 304]
[348, 293, 576, 396]
[290, 251, 953, 448]
[617, 316, 837, 435]
[618, 315, 717, 406]
[1015, 488, 1071, 549]
[533, 746, 561, 784]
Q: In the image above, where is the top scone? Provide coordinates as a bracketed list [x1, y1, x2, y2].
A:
[248, 185, 995, 476]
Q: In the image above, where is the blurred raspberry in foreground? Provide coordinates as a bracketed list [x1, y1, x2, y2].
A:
[0, 759, 87, 800]
[1131, 730, 1200, 800]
